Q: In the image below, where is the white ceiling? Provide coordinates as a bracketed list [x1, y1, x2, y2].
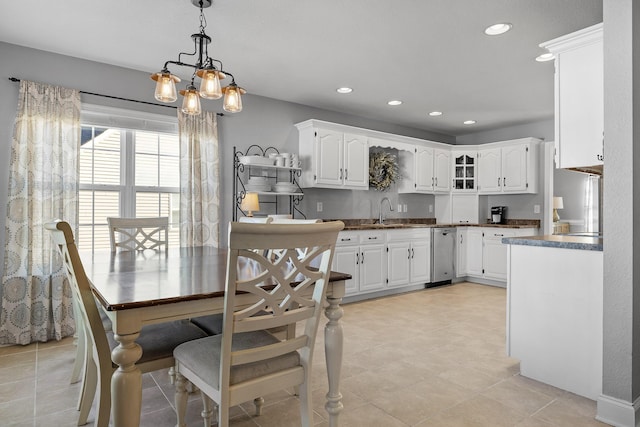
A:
[0, 0, 602, 136]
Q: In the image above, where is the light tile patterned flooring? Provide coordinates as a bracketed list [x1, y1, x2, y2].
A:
[0, 282, 610, 426]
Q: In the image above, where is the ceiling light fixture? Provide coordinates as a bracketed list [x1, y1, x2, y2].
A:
[388, 100, 402, 106]
[429, 111, 443, 116]
[484, 23, 512, 36]
[151, 0, 245, 115]
[337, 87, 353, 94]
[535, 52, 555, 62]
[463, 120, 477, 125]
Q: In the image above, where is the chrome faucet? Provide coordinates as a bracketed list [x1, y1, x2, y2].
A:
[379, 197, 394, 224]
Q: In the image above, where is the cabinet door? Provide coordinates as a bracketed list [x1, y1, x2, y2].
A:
[410, 240, 431, 284]
[343, 133, 369, 188]
[456, 228, 468, 277]
[387, 242, 411, 287]
[452, 151, 477, 192]
[414, 146, 434, 192]
[482, 230, 515, 280]
[477, 147, 501, 193]
[315, 129, 343, 186]
[451, 194, 479, 224]
[556, 38, 604, 168]
[333, 245, 359, 295]
[433, 149, 451, 192]
[360, 244, 386, 292]
[502, 144, 528, 192]
[466, 228, 484, 276]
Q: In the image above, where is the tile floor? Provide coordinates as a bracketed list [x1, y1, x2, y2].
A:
[0, 282, 610, 426]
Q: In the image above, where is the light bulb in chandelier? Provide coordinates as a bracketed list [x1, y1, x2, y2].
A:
[196, 68, 225, 99]
[151, 71, 180, 103]
[222, 81, 246, 113]
[179, 84, 202, 115]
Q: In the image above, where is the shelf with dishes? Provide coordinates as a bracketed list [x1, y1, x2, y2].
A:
[233, 145, 305, 220]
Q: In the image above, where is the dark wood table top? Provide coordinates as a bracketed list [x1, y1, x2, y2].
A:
[81, 247, 351, 311]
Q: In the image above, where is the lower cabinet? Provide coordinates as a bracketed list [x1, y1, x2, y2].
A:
[457, 227, 537, 282]
[387, 229, 431, 288]
[334, 228, 431, 299]
[333, 230, 386, 296]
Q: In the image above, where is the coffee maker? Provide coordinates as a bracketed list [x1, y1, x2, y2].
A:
[491, 206, 507, 224]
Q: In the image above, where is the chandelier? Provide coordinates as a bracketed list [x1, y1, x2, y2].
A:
[151, 0, 245, 115]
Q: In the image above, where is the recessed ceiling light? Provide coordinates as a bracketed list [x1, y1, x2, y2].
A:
[463, 120, 477, 125]
[387, 100, 402, 106]
[428, 111, 443, 116]
[535, 53, 555, 62]
[484, 23, 512, 36]
[336, 87, 353, 94]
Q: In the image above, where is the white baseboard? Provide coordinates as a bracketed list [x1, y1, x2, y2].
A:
[597, 394, 640, 427]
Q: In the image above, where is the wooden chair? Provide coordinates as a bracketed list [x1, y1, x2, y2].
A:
[174, 221, 343, 427]
[107, 216, 168, 252]
[45, 220, 208, 427]
[238, 216, 273, 223]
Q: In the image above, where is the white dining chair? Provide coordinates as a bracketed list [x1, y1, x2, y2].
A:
[238, 216, 273, 223]
[107, 216, 169, 252]
[45, 220, 208, 427]
[174, 221, 343, 427]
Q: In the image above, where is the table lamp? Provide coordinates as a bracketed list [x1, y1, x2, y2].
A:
[240, 192, 260, 217]
[553, 196, 564, 222]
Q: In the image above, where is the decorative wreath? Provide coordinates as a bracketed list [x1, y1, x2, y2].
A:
[369, 151, 400, 191]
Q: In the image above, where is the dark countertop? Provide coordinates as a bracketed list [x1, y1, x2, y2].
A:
[502, 234, 603, 251]
[329, 218, 540, 231]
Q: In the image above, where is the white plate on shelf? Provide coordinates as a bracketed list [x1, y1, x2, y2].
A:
[273, 186, 298, 193]
[245, 184, 271, 192]
[239, 155, 275, 166]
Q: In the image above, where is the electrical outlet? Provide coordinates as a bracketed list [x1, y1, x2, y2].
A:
[317, 202, 323, 212]
[403, 204, 407, 213]
[397, 204, 402, 213]
[429, 204, 433, 213]
[534, 204, 541, 214]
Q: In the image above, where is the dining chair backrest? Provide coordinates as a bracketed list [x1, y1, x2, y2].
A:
[238, 216, 273, 224]
[223, 221, 343, 383]
[269, 218, 322, 224]
[107, 216, 168, 252]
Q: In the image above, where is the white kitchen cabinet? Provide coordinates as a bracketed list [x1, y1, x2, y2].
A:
[399, 146, 450, 194]
[451, 150, 477, 192]
[387, 228, 431, 287]
[333, 230, 386, 296]
[541, 23, 603, 169]
[296, 122, 368, 189]
[477, 138, 539, 194]
[456, 227, 536, 283]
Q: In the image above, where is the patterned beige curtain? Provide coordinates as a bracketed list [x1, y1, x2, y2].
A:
[0, 81, 80, 345]
[178, 110, 220, 247]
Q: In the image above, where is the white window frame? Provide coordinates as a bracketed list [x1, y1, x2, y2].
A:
[79, 104, 179, 251]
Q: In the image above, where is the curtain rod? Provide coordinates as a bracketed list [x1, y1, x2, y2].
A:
[8, 77, 224, 117]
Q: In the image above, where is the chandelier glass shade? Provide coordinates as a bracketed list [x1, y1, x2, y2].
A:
[151, 0, 244, 114]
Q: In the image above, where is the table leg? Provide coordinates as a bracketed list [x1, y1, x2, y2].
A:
[324, 294, 344, 427]
[111, 331, 143, 427]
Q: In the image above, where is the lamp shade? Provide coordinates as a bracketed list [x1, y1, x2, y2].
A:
[553, 196, 564, 209]
[240, 192, 260, 216]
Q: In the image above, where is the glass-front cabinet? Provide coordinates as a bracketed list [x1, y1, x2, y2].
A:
[452, 150, 477, 192]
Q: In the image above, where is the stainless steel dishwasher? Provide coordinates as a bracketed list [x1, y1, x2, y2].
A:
[431, 227, 455, 285]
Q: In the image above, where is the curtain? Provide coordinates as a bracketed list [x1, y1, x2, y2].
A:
[0, 81, 80, 345]
[178, 110, 220, 247]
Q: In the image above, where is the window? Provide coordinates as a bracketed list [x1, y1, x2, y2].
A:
[78, 106, 180, 251]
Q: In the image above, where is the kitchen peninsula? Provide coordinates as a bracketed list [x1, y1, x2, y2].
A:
[503, 234, 603, 400]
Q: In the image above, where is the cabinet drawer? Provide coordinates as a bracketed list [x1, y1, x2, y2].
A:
[336, 230, 386, 246]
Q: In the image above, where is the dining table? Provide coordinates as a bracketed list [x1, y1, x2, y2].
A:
[81, 246, 350, 427]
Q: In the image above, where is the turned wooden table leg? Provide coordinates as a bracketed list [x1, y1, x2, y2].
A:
[111, 331, 143, 427]
[324, 294, 344, 427]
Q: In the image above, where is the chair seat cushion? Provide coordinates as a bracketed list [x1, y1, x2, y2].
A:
[190, 313, 289, 337]
[174, 331, 300, 389]
[107, 319, 208, 364]
[190, 314, 224, 335]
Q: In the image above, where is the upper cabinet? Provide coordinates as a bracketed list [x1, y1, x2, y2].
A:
[398, 146, 450, 194]
[477, 138, 539, 194]
[451, 150, 477, 192]
[541, 23, 603, 170]
[297, 121, 368, 189]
